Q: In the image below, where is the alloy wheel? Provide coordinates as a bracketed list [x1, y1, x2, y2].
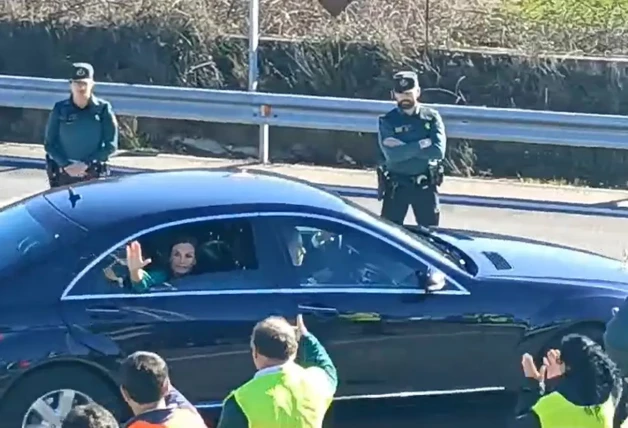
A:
[22, 388, 92, 428]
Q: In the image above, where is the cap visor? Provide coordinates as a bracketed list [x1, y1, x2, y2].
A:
[393, 89, 415, 94]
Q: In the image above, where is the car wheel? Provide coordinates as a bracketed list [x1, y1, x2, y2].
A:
[0, 365, 125, 428]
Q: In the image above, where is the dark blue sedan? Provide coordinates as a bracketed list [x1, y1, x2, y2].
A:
[1, 169, 627, 427]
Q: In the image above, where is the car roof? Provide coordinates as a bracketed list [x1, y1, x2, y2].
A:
[42, 168, 352, 229]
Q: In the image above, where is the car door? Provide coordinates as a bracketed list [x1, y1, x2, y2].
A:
[261, 212, 504, 399]
[60, 213, 296, 406]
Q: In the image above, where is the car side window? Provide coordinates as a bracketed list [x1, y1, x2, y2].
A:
[274, 216, 430, 289]
[69, 217, 263, 296]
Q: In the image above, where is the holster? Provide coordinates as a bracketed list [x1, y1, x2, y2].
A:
[428, 160, 445, 187]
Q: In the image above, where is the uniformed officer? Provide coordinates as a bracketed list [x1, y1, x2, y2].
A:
[44, 62, 118, 188]
[376, 71, 446, 227]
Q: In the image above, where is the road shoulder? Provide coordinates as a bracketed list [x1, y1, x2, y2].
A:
[2, 142, 628, 207]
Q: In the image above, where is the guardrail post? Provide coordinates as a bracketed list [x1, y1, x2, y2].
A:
[248, 0, 270, 164]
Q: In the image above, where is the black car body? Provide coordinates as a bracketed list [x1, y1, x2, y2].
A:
[1, 169, 627, 426]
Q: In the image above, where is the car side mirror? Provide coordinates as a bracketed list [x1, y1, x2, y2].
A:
[420, 268, 446, 293]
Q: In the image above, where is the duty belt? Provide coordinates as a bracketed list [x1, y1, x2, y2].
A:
[389, 173, 429, 187]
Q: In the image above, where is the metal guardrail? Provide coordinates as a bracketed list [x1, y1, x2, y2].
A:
[1, 74, 628, 163]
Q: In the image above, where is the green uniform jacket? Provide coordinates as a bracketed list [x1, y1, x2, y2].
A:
[44, 96, 118, 168]
[216, 332, 338, 428]
[376, 105, 446, 176]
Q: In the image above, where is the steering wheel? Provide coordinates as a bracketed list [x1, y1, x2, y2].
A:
[311, 231, 341, 250]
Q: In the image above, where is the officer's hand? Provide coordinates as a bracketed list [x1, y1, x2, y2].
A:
[64, 163, 86, 177]
[73, 162, 88, 174]
[382, 137, 404, 148]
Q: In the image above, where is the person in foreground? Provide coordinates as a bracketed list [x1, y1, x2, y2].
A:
[512, 333, 626, 428]
[217, 314, 338, 428]
[120, 350, 207, 428]
[62, 403, 119, 428]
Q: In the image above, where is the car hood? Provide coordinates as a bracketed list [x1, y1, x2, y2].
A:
[431, 228, 628, 288]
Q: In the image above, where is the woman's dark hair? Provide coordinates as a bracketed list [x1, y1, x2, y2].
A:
[560, 334, 623, 414]
[171, 235, 198, 249]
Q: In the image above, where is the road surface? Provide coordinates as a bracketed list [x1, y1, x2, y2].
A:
[2, 166, 625, 259]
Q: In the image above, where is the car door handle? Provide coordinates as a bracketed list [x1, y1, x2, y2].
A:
[298, 304, 339, 316]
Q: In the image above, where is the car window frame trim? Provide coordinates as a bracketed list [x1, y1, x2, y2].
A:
[60, 212, 470, 301]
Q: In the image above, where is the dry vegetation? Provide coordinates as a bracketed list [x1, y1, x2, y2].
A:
[2, 0, 628, 55]
[1, 0, 628, 187]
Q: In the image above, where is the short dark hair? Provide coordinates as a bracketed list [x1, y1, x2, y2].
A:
[119, 351, 169, 405]
[251, 316, 298, 360]
[62, 403, 119, 428]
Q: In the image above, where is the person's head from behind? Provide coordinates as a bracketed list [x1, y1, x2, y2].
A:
[251, 316, 298, 370]
[62, 402, 119, 428]
[559, 333, 622, 402]
[169, 236, 197, 276]
[119, 351, 170, 415]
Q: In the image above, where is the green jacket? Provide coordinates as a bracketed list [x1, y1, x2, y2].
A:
[125, 269, 170, 293]
[217, 332, 338, 428]
[377, 105, 446, 176]
[44, 95, 118, 168]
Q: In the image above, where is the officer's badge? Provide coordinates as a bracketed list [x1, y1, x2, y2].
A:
[400, 79, 408, 88]
[95, 114, 100, 121]
[394, 125, 411, 133]
[77, 68, 86, 77]
[425, 123, 430, 130]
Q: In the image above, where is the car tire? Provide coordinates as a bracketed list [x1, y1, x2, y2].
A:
[0, 364, 126, 428]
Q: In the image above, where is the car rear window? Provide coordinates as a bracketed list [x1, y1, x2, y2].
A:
[0, 202, 55, 272]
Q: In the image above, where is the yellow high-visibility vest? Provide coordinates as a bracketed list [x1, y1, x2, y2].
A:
[226, 362, 334, 428]
[533, 391, 615, 428]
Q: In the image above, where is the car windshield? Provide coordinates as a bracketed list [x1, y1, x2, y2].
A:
[340, 196, 469, 272]
[0, 203, 55, 272]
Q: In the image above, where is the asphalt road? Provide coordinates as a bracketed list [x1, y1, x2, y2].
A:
[2, 166, 626, 259]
